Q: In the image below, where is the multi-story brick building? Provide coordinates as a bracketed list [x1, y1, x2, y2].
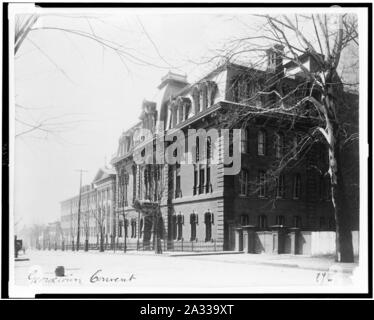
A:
[60, 167, 116, 250]
[61, 45, 359, 255]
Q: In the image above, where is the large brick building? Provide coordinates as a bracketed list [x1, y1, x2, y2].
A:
[60, 45, 359, 254]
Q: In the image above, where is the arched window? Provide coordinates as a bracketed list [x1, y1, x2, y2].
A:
[275, 132, 285, 159]
[204, 211, 214, 241]
[190, 213, 198, 241]
[239, 169, 248, 196]
[258, 130, 266, 156]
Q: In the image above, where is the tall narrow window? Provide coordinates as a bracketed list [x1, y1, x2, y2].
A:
[193, 87, 200, 114]
[199, 168, 205, 194]
[276, 215, 285, 226]
[325, 177, 331, 200]
[175, 163, 181, 198]
[132, 166, 137, 203]
[292, 135, 299, 159]
[140, 218, 143, 238]
[240, 214, 249, 226]
[206, 137, 212, 193]
[118, 220, 123, 237]
[276, 174, 285, 198]
[196, 137, 200, 162]
[178, 105, 183, 123]
[328, 218, 335, 229]
[319, 175, 324, 200]
[293, 174, 301, 199]
[239, 169, 248, 196]
[190, 213, 198, 241]
[258, 130, 266, 156]
[293, 216, 301, 228]
[177, 214, 184, 240]
[131, 219, 136, 238]
[193, 165, 198, 195]
[258, 215, 267, 228]
[124, 219, 129, 238]
[275, 132, 284, 159]
[259, 170, 266, 197]
[171, 215, 177, 240]
[207, 137, 212, 161]
[204, 211, 213, 241]
[206, 167, 211, 193]
[241, 128, 249, 153]
[319, 217, 326, 229]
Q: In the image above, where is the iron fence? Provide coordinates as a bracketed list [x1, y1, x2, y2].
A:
[44, 239, 222, 253]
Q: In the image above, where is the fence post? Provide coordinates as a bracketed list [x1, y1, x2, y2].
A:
[192, 240, 194, 252]
[214, 239, 216, 251]
[181, 238, 184, 252]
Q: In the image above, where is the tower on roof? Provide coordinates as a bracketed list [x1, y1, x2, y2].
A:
[158, 71, 188, 90]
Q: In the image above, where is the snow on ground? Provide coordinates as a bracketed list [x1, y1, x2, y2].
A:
[12, 250, 356, 295]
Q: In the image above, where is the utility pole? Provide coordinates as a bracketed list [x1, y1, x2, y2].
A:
[75, 169, 88, 251]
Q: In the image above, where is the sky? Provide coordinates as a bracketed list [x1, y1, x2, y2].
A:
[11, 7, 361, 229]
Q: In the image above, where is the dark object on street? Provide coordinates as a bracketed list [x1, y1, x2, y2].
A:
[55, 266, 65, 277]
[14, 236, 23, 258]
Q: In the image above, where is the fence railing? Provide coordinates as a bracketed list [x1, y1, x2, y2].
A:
[42, 239, 222, 253]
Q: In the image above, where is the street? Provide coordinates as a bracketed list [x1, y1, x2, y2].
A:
[12, 250, 357, 295]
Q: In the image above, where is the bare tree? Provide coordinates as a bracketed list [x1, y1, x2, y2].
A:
[209, 13, 358, 262]
[82, 194, 91, 251]
[93, 202, 106, 252]
[14, 14, 172, 139]
[69, 200, 77, 251]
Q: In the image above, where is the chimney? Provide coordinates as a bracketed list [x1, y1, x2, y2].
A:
[266, 44, 284, 76]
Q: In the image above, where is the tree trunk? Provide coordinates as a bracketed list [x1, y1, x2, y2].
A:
[329, 126, 354, 263]
[100, 232, 104, 252]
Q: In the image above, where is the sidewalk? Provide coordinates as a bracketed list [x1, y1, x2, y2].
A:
[119, 249, 358, 273]
[170, 252, 359, 273]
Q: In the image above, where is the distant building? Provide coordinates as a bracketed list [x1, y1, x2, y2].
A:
[60, 167, 116, 250]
